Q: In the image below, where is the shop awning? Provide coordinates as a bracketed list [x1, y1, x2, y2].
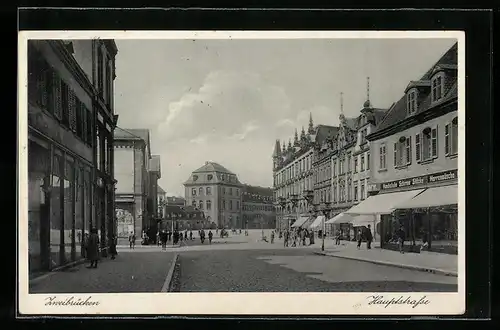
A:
[291, 216, 310, 228]
[395, 185, 458, 209]
[345, 189, 425, 215]
[326, 213, 352, 224]
[309, 216, 325, 229]
[351, 214, 378, 227]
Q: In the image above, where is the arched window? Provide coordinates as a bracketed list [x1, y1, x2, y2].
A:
[199, 187, 203, 195]
[192, 200, 196, 207]
[198, 200, 203, 210]
[206, 200, 212, 210]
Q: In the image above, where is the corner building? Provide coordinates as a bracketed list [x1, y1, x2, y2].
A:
[241, 185, 275, 229]
[184, 162, 243, 229]
[27, 39, 118, 275]
[349, 42, 458, 254]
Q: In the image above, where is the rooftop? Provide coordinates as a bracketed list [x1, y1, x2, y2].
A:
[193, 161, 235, 175]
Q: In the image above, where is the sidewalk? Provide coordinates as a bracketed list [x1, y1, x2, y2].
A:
[314, 240, 458, 277]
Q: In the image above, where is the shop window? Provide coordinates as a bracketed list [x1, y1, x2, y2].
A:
[50, 153, 63, 267]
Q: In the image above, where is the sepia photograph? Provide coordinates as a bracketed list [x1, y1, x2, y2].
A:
[18, 31, 465, 315]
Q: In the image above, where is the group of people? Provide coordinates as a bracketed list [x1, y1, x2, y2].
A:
[279, 228, 316, 247]
[355, 224, 374, 250]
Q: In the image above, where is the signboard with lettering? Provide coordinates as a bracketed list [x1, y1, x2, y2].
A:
[380, 169, 457, 190]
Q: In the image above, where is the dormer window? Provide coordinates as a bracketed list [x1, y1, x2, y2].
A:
[407, 89, 418, 115]
[431, 73, 444, 102]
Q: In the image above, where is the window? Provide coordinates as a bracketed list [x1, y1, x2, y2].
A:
[379, 144, 387, 169]
[333, 184, 337, 202]
[192, 188, 196, 196]
[354, 181, 358, 201]
[332, 160, 336, 177]
[360, 154, 365, 171]
[236, 189, 239, 196]
[347, 155, 351, 172]
[207, 174, 213, 181]
[361, 181, 365, 200]
[432, 74, 443, 102]
[445, 117, 459, 155]
[206, 187, 211, 195]
[98, 48, 104, 94]
[223, 187, 226, 195]
[206, 200, 212, 210]
[192, 200, 196, 207]
[229, 200, 233, 210]
[198, 200, 203, 210]
[407, 90, 417, 115]
[415, 133, 421, 162]
[354, 157, 358, 173]
[421, 127, 438, 161]
[347, 180, 352, 201]
[405, 136, 412, 165]
[236, 201, 240, 210]
[199, 187, 203, 195]
[61, 82, 70, 126]
[223, 200, 226, 210]
[367, 153, 370, 170]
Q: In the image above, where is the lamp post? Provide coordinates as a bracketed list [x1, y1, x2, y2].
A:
[320, 202, 331, 251]
[289, 194, 300, 229]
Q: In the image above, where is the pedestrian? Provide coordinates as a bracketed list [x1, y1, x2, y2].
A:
[200, 229, 205, 244]
[365, 225, 373, 250]
[420, 230, 429, 251]
[356, 229, 363, 249]
[87, 228, 100, 268]
[270, 230, 275, 244]
[309, 230, 315, 245]
[208, 230, 213, 244]
[110, 235, 118, 260]
[160, 231, 167, 250]
[190, 230, 193, 240]
[284, 230, 289, 247]
[397, 225, 406, 254]
[128, 232, 136, 249]
[157, 231, 161, 246]
[335, 229, 341, 245]
[184, 230, 188, 240]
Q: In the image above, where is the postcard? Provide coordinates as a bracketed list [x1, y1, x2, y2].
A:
[18, 30, 465, 316]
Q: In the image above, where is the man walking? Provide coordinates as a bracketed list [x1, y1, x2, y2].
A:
[128, 232, 136, 249]
[365, 225, 373, 250]
[397, 225, 406, 254]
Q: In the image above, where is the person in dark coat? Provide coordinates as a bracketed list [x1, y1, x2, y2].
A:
[356, 229, 363, 249]
[87, 228, 100, 268]
[109, 235, 118, 260]
[397, 225, 406, 254]
[365, 225, 373, 250]
[208, 230, 213, 244]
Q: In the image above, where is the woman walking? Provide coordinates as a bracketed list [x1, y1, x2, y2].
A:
[109, 235, 118, 260]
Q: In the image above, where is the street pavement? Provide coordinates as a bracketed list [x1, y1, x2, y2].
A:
[176, 248, 457, 292]
[30, 229, 458, 293]
[29, 252, 174, 293]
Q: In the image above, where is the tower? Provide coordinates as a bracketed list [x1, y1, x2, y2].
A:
[273, 139, 282, 171]
[294, 128, 299, 146]
[308, 112, 314, 134]
[363, 76, 372, 109]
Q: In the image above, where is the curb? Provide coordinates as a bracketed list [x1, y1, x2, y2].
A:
[314, 252, 458, 277]
[161, 253, 179, 292]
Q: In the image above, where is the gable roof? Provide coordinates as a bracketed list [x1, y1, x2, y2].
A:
[314, 125, 339, 145]
[193, 161, 235, 174]
[372, 42, 458, 134]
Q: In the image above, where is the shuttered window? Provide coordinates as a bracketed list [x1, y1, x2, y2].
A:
[68, 90, 77, 132]
[52, 73, 63, 120]
[61, 81, 69, 126]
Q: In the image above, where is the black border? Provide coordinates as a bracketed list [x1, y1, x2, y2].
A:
[13, 7, 492, 322]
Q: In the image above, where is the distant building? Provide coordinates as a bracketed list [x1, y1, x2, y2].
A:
[160, 205, 209, 231]
[183, 161, 243, 229]
[114, 128, 153, 237]
[148, 155, 161, 231]
[165, 196, 185, 207]
[241, 185, 275, 229]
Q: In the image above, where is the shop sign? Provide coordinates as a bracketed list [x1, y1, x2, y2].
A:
[380, 169, 457, 190]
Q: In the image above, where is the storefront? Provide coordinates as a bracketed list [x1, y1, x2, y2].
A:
[28, 135, 94, 274]
[364, 169, 458, 254]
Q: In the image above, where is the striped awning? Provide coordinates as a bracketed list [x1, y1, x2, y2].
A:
[291, 216, 310, 228]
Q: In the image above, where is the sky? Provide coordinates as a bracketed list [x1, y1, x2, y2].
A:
[113, 37, 457, 197]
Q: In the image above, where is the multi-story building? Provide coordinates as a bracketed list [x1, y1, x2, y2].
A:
[157, 185, 166, 219]
[241, 185, 275, 229]
[348, 42, 458, 254]
[184, 162, 243, 229]
[148, 155, 161, 232]
[114, 128, 153, 238]
[160, 205, 208, 231]
[273, 114, 337, 230]
[27, 39, 118, 274]
[328, 92, 387, 238]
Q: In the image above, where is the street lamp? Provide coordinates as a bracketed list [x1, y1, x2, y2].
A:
[320, 202, 331, 251]
[289, 194, 300, 229]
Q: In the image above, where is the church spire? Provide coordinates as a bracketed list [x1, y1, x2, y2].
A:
[301, 126, 306, 139]
[294, 128, 299, 146]
[340, 91, 344, 114]
[273, 139, 281, 157]
[287, 139, 293, 151]
[308, 112, 314, 134]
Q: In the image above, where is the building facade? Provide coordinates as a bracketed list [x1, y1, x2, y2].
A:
[160, 205, 208, 231]
[272, 114, 337, 230]
[165, 196, 185, 207]
[114, 128, 153, 238]
[27, 39, 118, 274]
[328, 95, 387, 238]
[366, 43, 458, 254]
[184, 162, 243, 229]
[148, 155, 161, 233]
[241, 185, 275, 229]
[157, 186, 166, 219]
